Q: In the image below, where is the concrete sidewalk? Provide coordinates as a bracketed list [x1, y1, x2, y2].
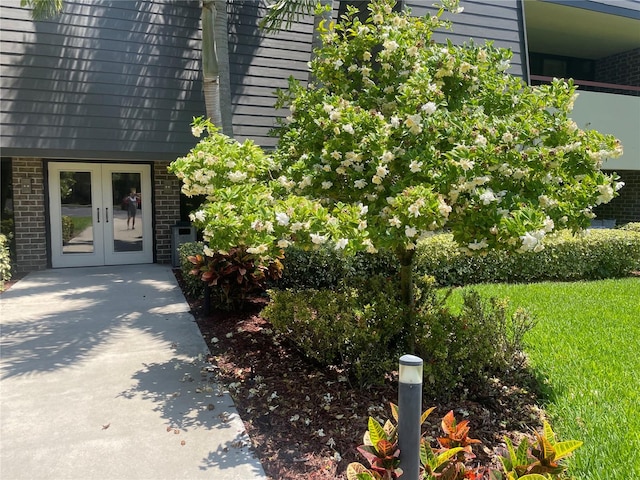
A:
[0, 265, 267, 480]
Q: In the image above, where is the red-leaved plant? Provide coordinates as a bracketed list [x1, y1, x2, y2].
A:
[188, 246, 283, 310]
[347, 404, 582, 480]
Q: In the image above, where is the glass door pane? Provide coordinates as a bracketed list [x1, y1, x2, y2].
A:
[111, 172, 142, 252]
[102, 163, 152, 266]
[60, 171, 94, 254]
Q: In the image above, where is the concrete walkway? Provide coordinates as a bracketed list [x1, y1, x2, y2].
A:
[0, 265, 267, 480]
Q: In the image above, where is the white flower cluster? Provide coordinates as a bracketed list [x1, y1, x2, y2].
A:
[170, 1, 624, 264]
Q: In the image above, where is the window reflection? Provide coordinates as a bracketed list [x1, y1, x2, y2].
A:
[112, 172, 143, 252]
[61, 171, 94, 254]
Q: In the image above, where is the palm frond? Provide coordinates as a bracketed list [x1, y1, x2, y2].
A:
[259, 0, 318, 33]
[21, 0, 63, 21]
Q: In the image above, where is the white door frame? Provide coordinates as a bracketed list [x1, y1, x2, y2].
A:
[48, 162, 153, 268]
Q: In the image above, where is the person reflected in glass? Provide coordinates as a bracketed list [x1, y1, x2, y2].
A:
[125, 188, 140, 229]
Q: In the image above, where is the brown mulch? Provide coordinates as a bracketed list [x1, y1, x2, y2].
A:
[0, 275, 25, 294]
[178, 271, 544, 479]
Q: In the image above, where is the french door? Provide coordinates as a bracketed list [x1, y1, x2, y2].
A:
[48, 162, 153, 268]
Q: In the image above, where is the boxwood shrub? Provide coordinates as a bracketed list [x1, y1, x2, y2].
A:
[264, 275, 404, 387]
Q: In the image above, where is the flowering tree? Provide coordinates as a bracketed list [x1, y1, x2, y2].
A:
[169, 0, 622, 343]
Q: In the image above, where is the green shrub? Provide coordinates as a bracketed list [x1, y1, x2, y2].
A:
[264, 275, 533, 396]
[264, 276, 404, 386]
[61, 215, 74, 243]
[275, 245, 397, 290]
[414, 276, 535, 399]
[275, 246, 347, 290]
[276, 228, 639, 292]
[0, 233, 12, 290]
[177, 242, 206, 298]
[415, 229, 640, 286]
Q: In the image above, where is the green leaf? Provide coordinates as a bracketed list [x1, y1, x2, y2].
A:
[542, 420, 556, 445]
[515, 437, 530, 466]
[502, 437, 517, 470]
[367, 417, 387, 450]
[434, 447, 465, 468]
[553, 440, 583, 460]
[422, 440, 438, 469]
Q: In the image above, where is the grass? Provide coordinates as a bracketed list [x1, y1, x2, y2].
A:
[452, 278, 640, 479]
[71, 216, 93, 234]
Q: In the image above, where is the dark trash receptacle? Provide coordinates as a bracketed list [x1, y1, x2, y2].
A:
[171, 223, 196, 267]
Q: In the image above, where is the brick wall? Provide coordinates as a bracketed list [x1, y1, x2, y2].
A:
[594, 169, 640, 225]
[11, 158, 47, 274]
[153, 161, 181, 264]
[595, 48, 640, 95]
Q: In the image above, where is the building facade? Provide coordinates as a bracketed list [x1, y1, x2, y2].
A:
[1, 0, 638, 275]
[524, 0, 640, 224]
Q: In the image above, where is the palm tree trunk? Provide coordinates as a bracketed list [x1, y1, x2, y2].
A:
[202, 0, 233, 136]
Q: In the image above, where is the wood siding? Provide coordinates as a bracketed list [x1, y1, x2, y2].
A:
[403, 0, 528, 79]
[227, 0, 315, 148]
[1, 0, 529, 156]
[1, 0, 205, 161]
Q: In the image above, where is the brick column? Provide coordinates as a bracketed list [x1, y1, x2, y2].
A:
[11, 158, 47, 274]
[154, 161, 181, 264]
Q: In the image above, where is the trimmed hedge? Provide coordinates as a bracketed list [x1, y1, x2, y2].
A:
[619, 222, 640, 233]
[181, 228, 640, 296]
[414, 228, 640, 286]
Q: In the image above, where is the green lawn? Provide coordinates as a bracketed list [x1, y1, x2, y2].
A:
[454, 278, 640, 479]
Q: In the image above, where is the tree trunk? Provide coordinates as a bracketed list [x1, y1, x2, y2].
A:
[202, 0, 233, 136]
[397, 247, 416, 353]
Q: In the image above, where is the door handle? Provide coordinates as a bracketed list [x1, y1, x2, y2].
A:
[106, 207, 109, 223]
[97, 207, 100, 223]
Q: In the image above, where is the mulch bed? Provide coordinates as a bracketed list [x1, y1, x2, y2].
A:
[186, 271, 545, 479]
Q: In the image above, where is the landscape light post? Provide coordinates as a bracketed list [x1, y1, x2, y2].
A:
[398, 354, 423, 480]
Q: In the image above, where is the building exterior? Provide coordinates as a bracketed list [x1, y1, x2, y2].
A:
[524, 0, 640, 225]
[1, 0, 314, 274]
[1, 0, 638, 275]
